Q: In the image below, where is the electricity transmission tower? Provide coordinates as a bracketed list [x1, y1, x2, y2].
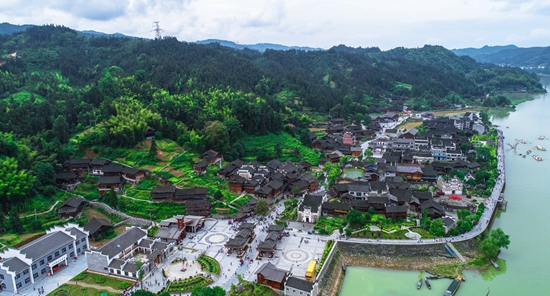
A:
[152, 21, 163, 40]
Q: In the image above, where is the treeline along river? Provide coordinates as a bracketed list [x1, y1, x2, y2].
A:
[339, 75, 550, 295]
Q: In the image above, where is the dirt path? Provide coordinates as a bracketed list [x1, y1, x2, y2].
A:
[19, 201, 60, 218]
[69, 281, 122, 293]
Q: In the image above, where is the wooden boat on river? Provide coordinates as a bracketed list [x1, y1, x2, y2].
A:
[425, 277, 432, 290]
[417, 278, 423, 290]
[490, 259, 500, 271]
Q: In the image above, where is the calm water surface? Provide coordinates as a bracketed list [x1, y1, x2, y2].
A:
[340, 76, 550, 295]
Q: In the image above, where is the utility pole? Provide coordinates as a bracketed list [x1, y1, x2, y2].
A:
[152, 21, 163, 40]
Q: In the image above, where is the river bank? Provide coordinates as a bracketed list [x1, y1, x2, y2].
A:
[319, 240, 485, 295]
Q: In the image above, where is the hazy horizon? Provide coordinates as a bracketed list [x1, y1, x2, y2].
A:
[2, 0, 549, 50]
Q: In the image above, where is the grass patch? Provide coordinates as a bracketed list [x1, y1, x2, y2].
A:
[242, 132, 321, 165]
[72, 271, 134, 291]
[314, 216, 346, 234]
[395, 82, 413, 90]
[48, 284, 118, 296]
[166, 275, 212, 293]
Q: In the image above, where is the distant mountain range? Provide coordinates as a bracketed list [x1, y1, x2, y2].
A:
[1, 22, 549, 72]
[0, 22, 135, 39]
[195, 39, 323, 52]
[452, 45, 550, 73]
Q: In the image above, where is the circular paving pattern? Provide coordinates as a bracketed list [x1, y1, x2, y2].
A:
[283, 249, 312, 264]
[204, 233, 230, 244]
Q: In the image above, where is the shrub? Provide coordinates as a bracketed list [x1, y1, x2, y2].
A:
[73, 273, 87, 280]
[94, 276, 106, 283]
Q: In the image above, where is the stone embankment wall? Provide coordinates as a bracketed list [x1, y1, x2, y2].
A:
[318, 240, 479, 295]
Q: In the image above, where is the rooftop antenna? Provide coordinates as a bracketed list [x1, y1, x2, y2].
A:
[152, 21, 163, 40]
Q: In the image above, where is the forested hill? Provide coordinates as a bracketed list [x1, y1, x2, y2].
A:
[453, 45, 550, 74]
[0, 25, 545, 169]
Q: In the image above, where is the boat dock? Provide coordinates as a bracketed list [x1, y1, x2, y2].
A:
[446, 242, 466, 263]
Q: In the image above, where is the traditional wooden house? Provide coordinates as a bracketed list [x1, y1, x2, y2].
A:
[57, 196, 86, 218]
[89, 158, 111, 175]
[97, 176, 124, 195]
[322, 202, 352, 216]
[201, 149, 223, 164]
[255, 185, 274, 199]
[255, 262, 288, 290]
[185, 200, 212, 216]
[385, 205, 408, 220]
[122, 167, 144, 184]
[420, 199, 446, 218]
[229, 176, 246, 193]
[55, 171, 80, 190]
[396, 166, 423, 181]
[102, 164, 125, 176]
[257, 232, 279, 258]
[193, 160, 209, 175]
[244, 179, 262, 194]
[174, 188, 207, 201]
[151, 186, 176, 201]
[84, 217, 114, 241]
[63, 158, 92, 174]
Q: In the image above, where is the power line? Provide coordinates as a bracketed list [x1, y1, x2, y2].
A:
[151, 21, 164, 40]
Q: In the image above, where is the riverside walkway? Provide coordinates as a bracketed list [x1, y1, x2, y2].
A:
[337, 128, 505, 246]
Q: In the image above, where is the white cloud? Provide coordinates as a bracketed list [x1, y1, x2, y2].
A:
[0, 0, 548, 49]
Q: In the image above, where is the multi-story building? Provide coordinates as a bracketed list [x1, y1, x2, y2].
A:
[0, 224, 88, 294]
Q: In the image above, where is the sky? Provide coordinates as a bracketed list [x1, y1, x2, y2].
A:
[1, 0, 550, 50]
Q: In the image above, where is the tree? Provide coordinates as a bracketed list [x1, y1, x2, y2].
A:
[291, 186, 302, 196]
[149, 137, 158, 159]
[346, 209, 365, 228]
[30, 218, 42, 231]
[191, 286, 225, 296]
[0, 158, 36, 210]
[53, 115, 70, 143]
[429, 218, 445, 236]
[255, 199, 269, 216]
[33, 162, 56, 187]
[274, 142, 282, 159]
[457, 209, 470, 221]
[489, 228, 510, 249]
[204, 121, 230, 154]
[132, 291, 156, 296]
[8, 209, 24, 234]
[103, 188, 118, 209]
[214, 190, 223, 200]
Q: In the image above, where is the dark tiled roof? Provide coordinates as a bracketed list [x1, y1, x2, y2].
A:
[255, 262, 287, 283]
[412, 191, 433, 201]
[194, 160, 209, 168]
[267, 225, 284, 232]
[59, 196, 85, 209]
[152, 186, 176, 194]
[102, 164, 125, 173]
[98, 227, 146, 258]
[84, 218, 113, 235]
[385, 205, 408, 213]
[90, 158, 110, 166]
[322, 202, 352, 211]
[56, 171, 78, 180]
[108, 258, 125, 269]
[122, 167, 140, 175]
[299, 195, 323, 213]
[239, 223, 255, 230]
[98, 176, 124, 185]
[286, 276, 315, 291]
[154, 227, 184, 240]
[1, 257, 29, 273]
[20, 231, 74, 260]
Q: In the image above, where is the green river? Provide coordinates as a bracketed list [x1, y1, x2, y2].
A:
[339, 75, 550, 295]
